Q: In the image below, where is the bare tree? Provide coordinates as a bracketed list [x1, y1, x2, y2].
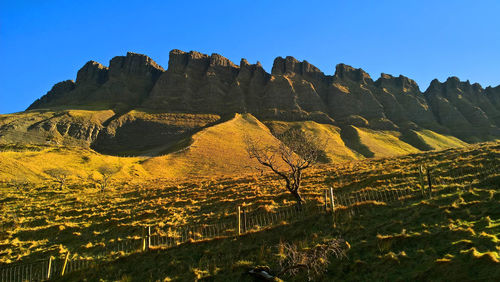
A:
[248, 239, 348, 281]
[277, 239, 348, 280]
[94, 164, 122, 192]
[44, 168, 72, 190]
[245, 129, 323, 207]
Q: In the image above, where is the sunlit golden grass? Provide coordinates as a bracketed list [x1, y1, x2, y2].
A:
[0, 145, 147, 183]
[355, 127, 420, 157]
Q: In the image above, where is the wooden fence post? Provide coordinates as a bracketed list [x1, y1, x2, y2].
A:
[142, 228, 146, 251]
[147, 226, 151, 249]
[427, 168, 432, 198]
[324, 189, 328, 211]
[418, 165, 425, 196]
[242, 209, 247, 233]
[237, 206, 241, 236]
[47, 256, 52, 280]
[329, 187, 336, 227]
[355, 193, 361, 212]
[329, 187, 335, 213]
[142, 226, 151, 251]
[61, 252, 70, 276]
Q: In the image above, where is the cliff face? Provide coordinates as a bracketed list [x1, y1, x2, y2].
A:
[28, 52, 164, 111]
[27, 49, 500, 142]
[144, 50, 244, 114]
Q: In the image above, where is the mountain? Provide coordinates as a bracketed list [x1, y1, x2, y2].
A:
[27, 50, 500, 137]
[1, 49, 499, 165]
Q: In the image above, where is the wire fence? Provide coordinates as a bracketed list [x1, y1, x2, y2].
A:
[0, 256, 96, 282]
[1, 162, 499, 281]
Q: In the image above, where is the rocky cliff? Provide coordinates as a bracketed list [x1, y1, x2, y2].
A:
[26, 49, 500, 143]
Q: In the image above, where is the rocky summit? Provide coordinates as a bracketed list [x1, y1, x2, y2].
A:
[1, 49, 499, 157]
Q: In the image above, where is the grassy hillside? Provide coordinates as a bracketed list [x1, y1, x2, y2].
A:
[62, 180, 500, 281]
[2, 108, 472, 159]
[91, 109, 222, 156]
[0, 113, 471, 184]
[0, 113, 272, 181]
[265, 120, 361, 162]
[354, 127, 421, 157]
[66, 142, 500, 281]
[142, 113, 283, 178]
[1, 141, 499, 281]
[0, 144, 147, 183]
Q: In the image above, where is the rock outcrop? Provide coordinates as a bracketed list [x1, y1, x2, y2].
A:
[26, 49, 500, 143]
[424, 78, 500, 141]
[76, 61, 108, 86]
[28, 80, 76, 110]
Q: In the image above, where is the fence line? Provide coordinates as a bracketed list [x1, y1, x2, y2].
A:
[1, 162, 498, 281]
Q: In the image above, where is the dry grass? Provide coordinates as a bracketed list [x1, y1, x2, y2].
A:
[1, 141, 499, 269]
[0, 111, 476, 184]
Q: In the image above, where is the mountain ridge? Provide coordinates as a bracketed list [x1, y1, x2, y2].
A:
[26, 50, 500, 143]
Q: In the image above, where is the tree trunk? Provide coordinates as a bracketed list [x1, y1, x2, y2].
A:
[291, 190, 304, 208]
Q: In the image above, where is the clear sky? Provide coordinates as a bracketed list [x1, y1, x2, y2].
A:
[1, 0, 499, 114]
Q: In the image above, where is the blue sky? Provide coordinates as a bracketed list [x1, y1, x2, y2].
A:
[1, 0, 499, 114]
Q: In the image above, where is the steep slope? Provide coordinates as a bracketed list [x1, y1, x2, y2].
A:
[0, 109, 223, 156]
[373, 73, 442, 131]
[3, 49, 500, 166]
[91, 110, 222, 155]
[0, 114, 472, 182]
